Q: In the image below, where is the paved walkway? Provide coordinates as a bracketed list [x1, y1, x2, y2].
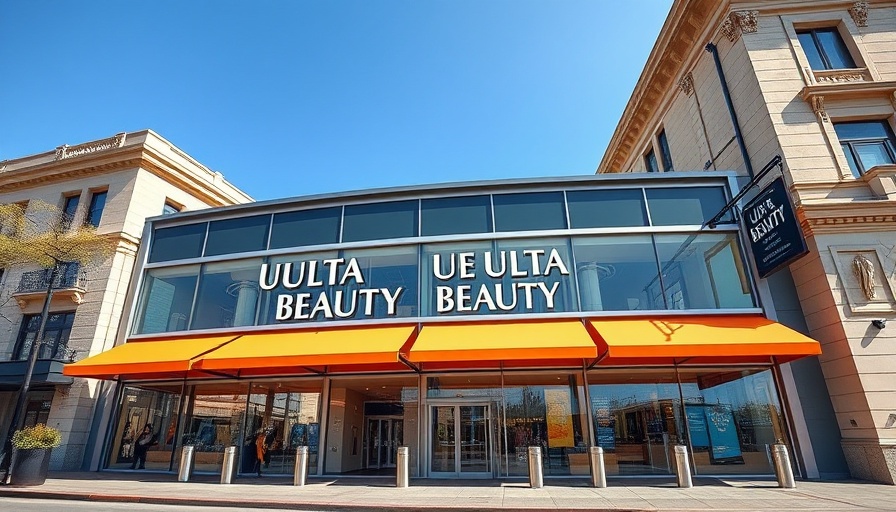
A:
[0, 471, 894, 511]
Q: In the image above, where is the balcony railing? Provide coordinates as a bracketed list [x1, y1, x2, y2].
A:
[16, 263, 86, 294]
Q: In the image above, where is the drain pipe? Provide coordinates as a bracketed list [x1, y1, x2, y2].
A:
[705, 42, 754, 178]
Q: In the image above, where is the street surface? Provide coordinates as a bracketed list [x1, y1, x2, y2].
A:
[0, 497, 317, 512]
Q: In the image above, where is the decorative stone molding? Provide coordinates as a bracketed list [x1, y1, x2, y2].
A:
[815, 70, 868, 83]
[811, 95, 828, 123]
[55, 132, 126, 161]
[853, 254, 876, 300]
[721, 10, 759, 42]
[830, 247, 895, 314]
[678, 73, 694, 96]
[849, 1, 869, 27]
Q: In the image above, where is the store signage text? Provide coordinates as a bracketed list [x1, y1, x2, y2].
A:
[742, 177, 808, 278]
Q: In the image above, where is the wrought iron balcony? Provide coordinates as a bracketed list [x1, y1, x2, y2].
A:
[12, 263, 87, 309]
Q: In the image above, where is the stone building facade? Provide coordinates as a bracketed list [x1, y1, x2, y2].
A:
[598, 0, 896, 483]
[0, 130, 251, 470]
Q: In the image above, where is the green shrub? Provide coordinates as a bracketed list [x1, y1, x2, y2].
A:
[12, 424, 62, 450]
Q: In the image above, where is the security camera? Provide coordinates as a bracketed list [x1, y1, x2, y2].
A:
[871, 319, 887, 329]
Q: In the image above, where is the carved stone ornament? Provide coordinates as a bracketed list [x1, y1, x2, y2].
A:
[678, 73, 694, 96]
[815, 71, 867, 83]
[721, 10, 759, 42]
[721, 16, 739, 42]
[811, 96, 828, 123]
[55, 132, 127, 161]
[849, 1, 868, 27]
[853, 254, 876, 300]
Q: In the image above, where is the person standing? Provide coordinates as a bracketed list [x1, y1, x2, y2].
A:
[131, 424, 158, 470]
[254, 429, 266, 476]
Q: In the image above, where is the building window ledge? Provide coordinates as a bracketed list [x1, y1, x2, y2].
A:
[800, 79, 896, 102]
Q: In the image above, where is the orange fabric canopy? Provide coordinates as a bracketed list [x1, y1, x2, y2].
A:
[191, 325, 417, 375]
[407, 320, 598, 366]
[63, 335, 239, 379]
[587, 315, 821, 365]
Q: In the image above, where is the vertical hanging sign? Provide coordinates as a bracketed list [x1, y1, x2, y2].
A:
[742, 177, 808, 278]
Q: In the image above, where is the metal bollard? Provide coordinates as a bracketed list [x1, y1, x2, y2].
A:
[178, 445, 195, 482]
[527, 446, 544, 489]
[772, 444, 796, 488]
[589, 446, 607, 488]
[396, 446, 409, 488]
[673, 445, 692, 488]
[294, 446, 309, 486]
[220, 446, 237, 484]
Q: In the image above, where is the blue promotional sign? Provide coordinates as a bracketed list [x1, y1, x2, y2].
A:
[705, 405, 743, 462]
[742, 177, 808, 278]
[686, 406, 710, 449]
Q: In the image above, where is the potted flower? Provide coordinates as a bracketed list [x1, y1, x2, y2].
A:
[10, 424, 62, 486]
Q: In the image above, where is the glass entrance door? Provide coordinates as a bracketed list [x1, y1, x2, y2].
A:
[366, 418, 403, 469]
[430, 404, 491, 477]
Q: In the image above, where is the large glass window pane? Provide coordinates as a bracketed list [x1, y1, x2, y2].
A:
[422, 241, 493, 317]
[421, 195, 492, 236]
[654, 233, 754, 310]
[342, 200, 418, 242]
[854, 143, 895, 170]
[259, 251, 339, 324]
[588, 370, 683, 475]
[336, 245, 419, 319]
[816, 28, 856, 69]
[797, 31, 825, 69]
[646, 187, 730, 226]
[573, 235, 663, 311]
[107, 385, 182, 470]
[149, 223, 207, 263]
[204, 215, 271, 256]
[185, 383, 249, 473]
[325, 376, 419, 476]
[191, 259, 264, 330]
[84, 190, 107, 228]
[244, 380, 322, 476]
[494, 238, 576, 314]
[678, 369, 786, 475]
[493, 192, 566, 232]
[134, 266, 199, 334]
[566, 189, 648, 229]
[502, 372, 588, 476]
[270, 207, 341, 249]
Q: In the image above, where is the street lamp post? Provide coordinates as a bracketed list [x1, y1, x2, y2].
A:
[0, 262, 59, 484]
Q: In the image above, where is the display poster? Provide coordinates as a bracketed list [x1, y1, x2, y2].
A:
[544, 388, 575, 448]
[592, 397, 615, 449]
[705, 405, 743, 461]
[307, 423, 320, 454]
[685, 406, 710, 448]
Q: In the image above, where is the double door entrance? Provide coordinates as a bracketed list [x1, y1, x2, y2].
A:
[366, 417, 403, 469]
[429, 403, 492, 478]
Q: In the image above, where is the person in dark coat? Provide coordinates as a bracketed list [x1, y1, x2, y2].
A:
[131, 424, 158, 470]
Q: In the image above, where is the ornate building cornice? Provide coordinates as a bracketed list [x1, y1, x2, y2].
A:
[721, 10, 759, 43]
[55, 133, 126, 160]
[798, 202, 896, 236]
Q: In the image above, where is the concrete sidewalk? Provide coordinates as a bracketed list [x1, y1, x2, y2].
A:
[0, 471, 894, 511]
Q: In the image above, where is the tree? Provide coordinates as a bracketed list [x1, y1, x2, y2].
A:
[0, 200, 116, 483]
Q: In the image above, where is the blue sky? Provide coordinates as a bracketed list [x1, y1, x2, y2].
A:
[0, 1, 672, 201]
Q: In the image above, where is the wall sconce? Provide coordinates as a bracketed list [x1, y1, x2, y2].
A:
[871, 319, 887, 329]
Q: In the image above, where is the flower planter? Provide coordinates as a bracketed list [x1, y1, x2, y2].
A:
[10, 448, 52, 486]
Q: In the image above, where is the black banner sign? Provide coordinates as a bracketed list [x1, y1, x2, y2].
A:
[742, 177, 808, 278]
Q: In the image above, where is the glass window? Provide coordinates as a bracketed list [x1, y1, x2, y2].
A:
[245, 380, 323, 476]
[191, 259, 264, 330]
[587, 369, 683, 475]
[494, 238, 577, 314]
[107, 385, 182, 470]
[493, 192, 566, 232]
[421, 195, 492, 236]
[502, 372, 588, 476]
[834, 121, 896, 177]
[270, 207, 341, 249]
[678, 369, 785, 475]
[204, 215, 271, 256]
[259, 250, 339, 324]
[644, 149, 659, 172]
[573, 235, 663, 311]
[162, 202, 180, 215]
[797, 27, 856, 70]
[653, 233, 754, 310]
[14, 312, 76, 360]
[342, 200, 418, 242]
[566, 189, 648, 228]
[336, 245, 419, 319]
[61, 194, 80, 229]
[134, 265, 200, 334]
[422, 240, 495, 317]
[325, 376, 418, 476]
[185, 382, 249, 473]
[646, 187, 731, 226]
[148, 223, 207, 263]
[84, 190, 107, 228]
[657, 130, 674, 172]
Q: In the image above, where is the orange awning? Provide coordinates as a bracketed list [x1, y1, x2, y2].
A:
[587, 315, 821, 365]
[407, 320, 597, 368]
[191, 325, 417, 376]
[63, 335, 240, 380]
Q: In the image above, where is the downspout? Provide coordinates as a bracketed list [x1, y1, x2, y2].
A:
[705, 42, 754, 178]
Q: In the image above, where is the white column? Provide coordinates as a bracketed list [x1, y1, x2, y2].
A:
[230, 281, 259, 326]
[578, 263, 603, 311]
